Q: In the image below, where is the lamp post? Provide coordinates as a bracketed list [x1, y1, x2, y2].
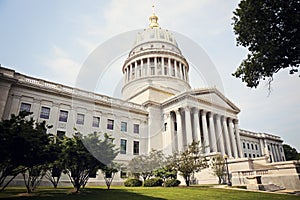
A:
[223, 154, 232, 186]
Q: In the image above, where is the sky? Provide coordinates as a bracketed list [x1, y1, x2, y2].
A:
[0, 0, 299, 151]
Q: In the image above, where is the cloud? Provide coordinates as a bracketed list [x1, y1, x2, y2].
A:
[43, 45, 81, 86]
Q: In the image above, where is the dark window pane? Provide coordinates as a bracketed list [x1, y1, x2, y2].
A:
[40, 106, 50, 119]
[59, 110, 68, 122]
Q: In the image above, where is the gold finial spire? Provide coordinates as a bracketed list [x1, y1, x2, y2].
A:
[149, 5, 159, 28]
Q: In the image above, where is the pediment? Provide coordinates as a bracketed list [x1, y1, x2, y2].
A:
[190, 88, 240, 112]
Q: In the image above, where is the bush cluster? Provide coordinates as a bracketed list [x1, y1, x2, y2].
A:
[164, 179, 181, 187]
[143, 178, 163, 187]
[124, 178, 143, 187]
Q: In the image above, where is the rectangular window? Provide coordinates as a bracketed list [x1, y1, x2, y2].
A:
[133, 124, 139, 134]
[174, 122, 177, 131]
[243, 142, 246, 149]
[107, 119, 114, 130]
[120, 139, 127, 154]
[20, 102, 31, 112]
[244, 153, 247, 157]
[255, 144, 258, 150]
[59, 110, 68, 122]
[57, 131, 65, 139]
[76, 113, 85, 125]
[164, 123, 167, 131]
[249, 154, 252, 158]
[268, 145, 270, 151]
[257, 154, 260, 158]
[251, 144, 254, 150]
[120, 171, 127, 179]
[133, 141, 139, 155]
[92, 116, 100, 127]
[40, 106, 50, 119]
[121, 122, 127, 132]
[247, 143, 250, 149]
[253, 154, 256, 158]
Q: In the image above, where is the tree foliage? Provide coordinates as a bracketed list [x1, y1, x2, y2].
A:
[127, 149, 165, 181]
[0, 111, 54, 193]
[209, 155, 226, 184]
[232, 0, 300, 88]
[173, 141, 208, 186]
[283, 144, 300, 161]
[60, 132, 118, 193]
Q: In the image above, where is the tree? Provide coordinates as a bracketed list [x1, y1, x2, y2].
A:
[283, 144, 300, 161]
[209, 155, 226, 184]
[101, 163, 120, 190]
[232, 0, 300, 88]
[0, 111, 54, 193]
[173, 141, 208, 186]
[61, 132, 118, 193]
[153, 155, 178, 182]
[127, 149, 165, 181]
[44, 136, 64, 189]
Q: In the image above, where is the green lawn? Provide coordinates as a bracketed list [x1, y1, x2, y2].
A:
[0, 186, 299, 200]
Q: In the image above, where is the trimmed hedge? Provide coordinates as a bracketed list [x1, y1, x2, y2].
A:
[124, 178, 143, 187]
[143, 178, 163, 187]
[164, 179, 181, 187]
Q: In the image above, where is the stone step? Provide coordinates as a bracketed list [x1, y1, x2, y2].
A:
[260, 184, 286, 192]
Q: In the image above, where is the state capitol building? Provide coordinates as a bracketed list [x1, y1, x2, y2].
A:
[1, 10, 292, 187]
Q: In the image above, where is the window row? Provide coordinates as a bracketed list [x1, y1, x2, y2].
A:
[242, 142, 258, 150]
[120, 139, 140, 155]
[244, 153, 260, 158]
[19, 102, 140, 133]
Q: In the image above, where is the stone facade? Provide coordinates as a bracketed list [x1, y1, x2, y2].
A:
[0, 12, 289, 187]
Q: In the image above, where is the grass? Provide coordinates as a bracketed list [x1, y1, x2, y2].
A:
[0, 186, 299, 200]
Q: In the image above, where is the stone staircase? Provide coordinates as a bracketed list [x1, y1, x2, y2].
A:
[259, 183, 286, 192]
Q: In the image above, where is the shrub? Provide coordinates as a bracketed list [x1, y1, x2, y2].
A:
[124, 178, 142, 187]
[164, 179, 181, 187]
[143, 178, 163, 187]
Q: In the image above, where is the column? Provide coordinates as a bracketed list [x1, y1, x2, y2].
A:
[147, 57, 151, 75]
[168, 58, 172, 76]
[184, 107, 193, 147]
[134, 61, 137, 78]
[193, 108, 201, 147]
[174, 60, 178, 78]
[169, 112, 176, 153]
[162, 57, 165, 75]
[208, 113, 217, 152]
[32, 99, 41, 122]
[228, 119, 238, 158]
[154, 57, 157, 75]
[222, 117, 232, 158]
[163, 113, 172, 155]
[264, 139, 270, 160]
[182, 65, 186, 81]
[259, 138, 265, 156]
[269, 143, 275, 162]
[201, 111, 210, 154]
[141, 59, 144, 77]
[175, 109, 184, 152]
[10, 95, 21, 116]
[215, 115, 225, 155]
[234, 120, 243, 158]
[130, 63, 133, 79]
